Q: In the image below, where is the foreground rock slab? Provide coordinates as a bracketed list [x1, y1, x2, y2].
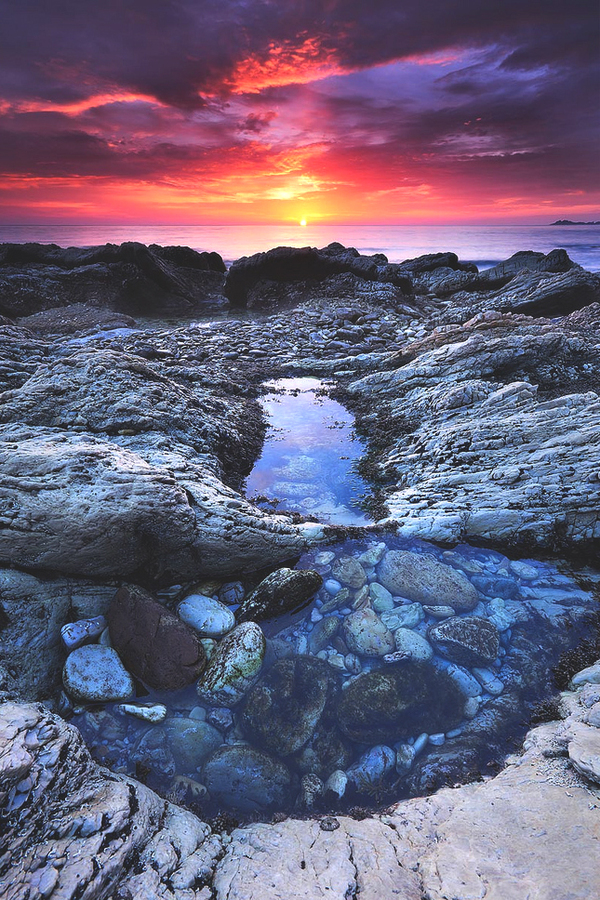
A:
[2, 672, 600, 899]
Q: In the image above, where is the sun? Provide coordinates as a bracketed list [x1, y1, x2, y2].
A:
[300, 218, 307, 226]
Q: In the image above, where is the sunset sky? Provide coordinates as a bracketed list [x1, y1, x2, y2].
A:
[1, 0, 598, 224]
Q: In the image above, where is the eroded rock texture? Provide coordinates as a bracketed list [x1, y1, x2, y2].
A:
[2, 666, 600, 899]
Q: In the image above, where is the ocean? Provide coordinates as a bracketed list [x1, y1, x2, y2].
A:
[0, 223, 598, 272]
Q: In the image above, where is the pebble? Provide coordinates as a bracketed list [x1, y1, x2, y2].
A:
[428, 733, 445, 746]
[324, 579, 343, 596]
[63, 645, 134, 703]
[423, 605, 455, 619]
[115, 703, 167, 723]
[61, 616, 107, 651]
[395, 742, 416, 773]
[413, 733, 429, 755]
[393, 628, 434, 662]
[178, 594, 236, 638]
[324, 769, 348, 799]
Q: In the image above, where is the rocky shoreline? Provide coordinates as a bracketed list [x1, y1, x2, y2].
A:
[1, 240, 600, 897]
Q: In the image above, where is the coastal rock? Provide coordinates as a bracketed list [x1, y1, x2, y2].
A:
[196, 621, 265, 707]
[331, 555, 367, 589]
[337, 665, 466, 743]
[18, 302, 137, 336]
[177, 594, 235, 637]
[203, 745, 291, 812]
[62, 645, 134, 702]
[341, 608, 396, 657]
[377, 550, 479, 611]
[428, 616, 500, 667]
[242, 656, 336, 756]
[0, 241, 227, 317]
[236, 567, 323, 622]
[108, 585, 207, 691]
[0, 424, 319, 579]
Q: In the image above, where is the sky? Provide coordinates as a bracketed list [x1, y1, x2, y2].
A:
[0, 0, 598, 225]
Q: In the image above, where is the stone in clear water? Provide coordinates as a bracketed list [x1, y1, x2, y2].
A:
[63, 645, 134, 703]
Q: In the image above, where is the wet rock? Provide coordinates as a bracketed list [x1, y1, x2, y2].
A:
[165, 718, 223, 772]
[197, 621, 265, 707]
[337, 664, 466, 743]
[393, 628, 434, 662]
[308, 616, 340, 654]
[324, 769, 348, 799]
[236, 568, 323, 622]
[115, 703, 167, 723]
[331, 555, 367, 589]
[203, 745, 291, 812]
[295, 723, 353, 778]
[108, 585, 207, 691]
[347, 745, 396, 794]
[342, 608, 395, 657]
[378, 551, 479, 611]
[298, 773, 325, 810]
[63, 645, 134, 702]
[429, 616, 500, 667]
[242, 656, 336, 755]
[178, 594, 235, 638]
[61, 615, 107, 651]
[206, 707, 234, 732]
[382, 602, 424, 631]
[218, 581, 245, 605]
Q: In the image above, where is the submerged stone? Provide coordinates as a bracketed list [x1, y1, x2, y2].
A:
[108, 585, 206, 691]
[197, 621, 265, 707]
[63, 645, 134, 703]
[377, 550, 479, 611]
[203, 745, 291, 812]
[347, 745, 396, 793]
[342, 608, 395, 657]
[177, 593, 235, 637]
[236, 568, 323, 622]
[242, 656, 336, 756]
[337, 664, 466, 743]
[164, 717, 223, 772]
[331, 555, 367, 589]
[429, 616, 500, 667]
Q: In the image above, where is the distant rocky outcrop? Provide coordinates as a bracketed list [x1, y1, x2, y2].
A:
[0, 241, 227, 317]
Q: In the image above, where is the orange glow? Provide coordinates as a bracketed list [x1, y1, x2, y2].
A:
[224, 37, 342, 93]
[8, 92, 165, 116]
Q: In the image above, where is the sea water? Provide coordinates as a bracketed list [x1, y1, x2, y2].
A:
[1, 223, 598, 271]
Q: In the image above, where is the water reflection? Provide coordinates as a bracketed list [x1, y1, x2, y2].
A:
[245, 377, 372, 526]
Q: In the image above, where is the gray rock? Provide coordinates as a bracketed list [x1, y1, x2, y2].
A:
[197, 622, 265, 707]
[203, 745, 291, 812]
[308, 616, 340, 654]
[61, 616, 107, 651]
[331, 556, 367, 589]
[378, 551, 479, 611]
[429, 616, 500, 667]
[346, 745, 397, 793]
[115, 703, 167, 723]
[178, 594, 235, 637]
[62, 645, 134, 702]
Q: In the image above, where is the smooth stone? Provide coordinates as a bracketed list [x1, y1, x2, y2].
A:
[377, 550, 479, 611]
[178, 594, 235, 637]
[337, 665, 466, 743]
[393, 628, 434, 662]
[197, 621, 265, 707]
[423, 605, 455, 619]
[237, 568, 323, 622]
[487, 598, 513, 632]
[346, 745, 396, 793]
[189, 706, 207, 721]
[320, 587, 350, 614]
[108, 585, 206, 691]
[308, 617, 340, 654]
[446, 663, 483, 698]
[342, 609, 395, 657]
[324, 769, 348, 799]
[62, 645, 134, 703]
[471, 575, 519, 600]
[394, 603, 425, 630]
[372, 594, 395, 613]
[165, 717, 223, 771]
[509, 560, 539, 579]
[429, 733, 445, 746]
[357, 544, 386, 566]
[324, 579, 343, 596]
[344, 653, 362, 675]
[350, 585, 370, 610]
[242, 656, 336, 756]
[331, 556, 367, 589]
[115, 703, 167, 723]
[429, 616, 500, 667]
[395, 742, 417, 773]
[413, 733, 429, 755]
[61, 616, 106, 651]
[369, 582, 394, 607]
[314, 551, 336, 566]
[203, 745, 291, 812]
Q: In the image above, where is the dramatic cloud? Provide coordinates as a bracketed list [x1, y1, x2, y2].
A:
[0, 0, 597, 222]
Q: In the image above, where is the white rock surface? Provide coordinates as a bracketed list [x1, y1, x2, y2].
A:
[178, 594, 235, 637]
[62, 645, 134, 702]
